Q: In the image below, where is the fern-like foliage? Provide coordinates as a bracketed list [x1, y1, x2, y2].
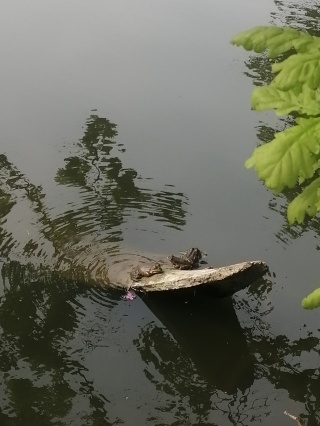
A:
[231, 26, 320, 224]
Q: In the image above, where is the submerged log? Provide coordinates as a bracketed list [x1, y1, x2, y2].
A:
[131, 260, 268, 297]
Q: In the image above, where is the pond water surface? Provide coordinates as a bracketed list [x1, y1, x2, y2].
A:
[1, 1, 320, 425]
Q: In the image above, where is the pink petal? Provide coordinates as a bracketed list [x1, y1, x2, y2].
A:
[122, 290, 137, 301]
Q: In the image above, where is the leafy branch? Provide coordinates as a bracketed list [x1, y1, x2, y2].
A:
[232, 26, 320, 309]
[231, 26, 320, 224]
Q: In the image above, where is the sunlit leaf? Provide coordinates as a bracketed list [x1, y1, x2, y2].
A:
[231, 26, 319, 59]
[272, 51, 320, 90]
[287, 177, 320, 223]
[252, 84, 320, 116]
[302, 288, 320, 309]
[245, 118, 320, 193]
[232, 25, 320, 223]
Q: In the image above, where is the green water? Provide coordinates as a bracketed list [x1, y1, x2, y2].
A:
[1, 1, 320, 425]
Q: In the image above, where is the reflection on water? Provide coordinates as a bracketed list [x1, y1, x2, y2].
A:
[233, 288, 320, 426]
[0, 260, 119, 425]
[0, 114, 188, 284]
[0, 113, 194, 423]
[0, 259, 291, 425]
[140, 293, 255, 393]
[2, 0, 320, 423]
[272, 0, 320, 35]
[56, 114, 188, 236]
[1, 109, 320, 424]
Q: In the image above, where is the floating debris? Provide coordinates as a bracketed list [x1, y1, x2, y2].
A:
[122, 289, 137, 301]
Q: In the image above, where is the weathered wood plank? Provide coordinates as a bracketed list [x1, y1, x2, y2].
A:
[131, 260, 268, 296]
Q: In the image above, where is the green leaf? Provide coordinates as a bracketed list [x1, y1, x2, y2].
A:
[231, 26, 318, 59]
[232, 25, 320, 224]
[252, 84, 320, 116]
[302, 288, 320, 309]
[245, 118, 320, 193]
[272, 51, 320, 90]
[287, 177, 320, 223]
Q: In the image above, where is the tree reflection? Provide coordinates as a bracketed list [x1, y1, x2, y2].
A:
[132, 284, 320, 425]
[134, 322, 216, 425]
[272, 0, 320, 36]
[2, 105, 319, 423]
[234, 286, 320, 425]
[0, 260, 118, 425]
[0, 113, 189, 424]
[0, 113, 188, 276]
[56, 114, 188, 242]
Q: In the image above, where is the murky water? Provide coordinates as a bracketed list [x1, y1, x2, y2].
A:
[1, 1, 320, 425]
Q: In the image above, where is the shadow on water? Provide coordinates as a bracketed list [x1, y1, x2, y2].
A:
[140, 291, 255, 394]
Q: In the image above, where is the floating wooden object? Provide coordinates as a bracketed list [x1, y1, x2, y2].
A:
[131, 260, 268, 297]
